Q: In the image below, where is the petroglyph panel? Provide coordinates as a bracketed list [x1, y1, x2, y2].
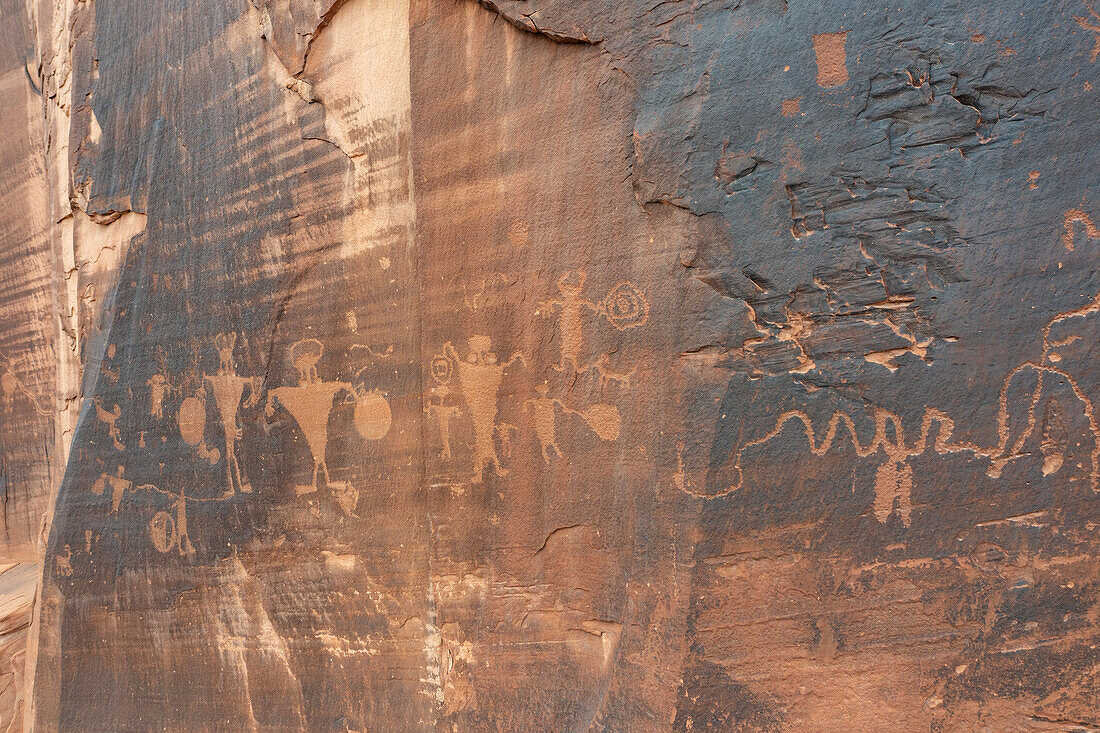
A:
[0, 0, 1093, 729]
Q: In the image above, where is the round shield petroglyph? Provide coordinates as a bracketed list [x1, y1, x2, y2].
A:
[604, 282, 649, 330]
[149, 510, 177, 553]
[178, 396, 206, 446]
[354, 389, 392, 440]
[581, 403, 621, 441]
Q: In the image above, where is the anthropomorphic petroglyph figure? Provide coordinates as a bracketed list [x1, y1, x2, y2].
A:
[444, 336, 526, 481]
[873, 440, 913, 526]
[266, 339, 354, 499]
[591, 353, 636, 389]
[987, 291, 1100, 487]
[56, 546, 73, 577]
[149, 487, 195, 555]
[146, 373, 170, 420]
[204, 334, 260, 497]
[524, 384, 566, 462]
[426, 356, 462, 460]
[91, 466, 133, 514]
[541, 270, 600, 372]
[214, 332, 238, 375]
[291, 338, 323, 386]
[94, 398, 125, 450]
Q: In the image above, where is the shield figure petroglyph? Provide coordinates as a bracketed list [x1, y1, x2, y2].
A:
[443, 336, 526, 482]
[266, 339, 392, 514]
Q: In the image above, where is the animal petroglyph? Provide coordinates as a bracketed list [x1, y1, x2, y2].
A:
[591, 353, 636, 389]
[443, 337, 526, 482]
[94, 398, 125, 450]
[539, 271, 649, 372]
[700, 292, 1100, 524]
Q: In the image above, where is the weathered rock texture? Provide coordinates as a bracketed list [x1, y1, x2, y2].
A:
[0, 0, 1098, 729]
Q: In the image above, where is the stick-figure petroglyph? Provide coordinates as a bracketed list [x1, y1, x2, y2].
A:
[149, 487, 195, 556]
[426, 354, 462, 460]
[697, 291, 1100, 524]
[524, 384, 566, 462]
[443, 337, 526, 482]
[146, 346, 173, 420]
[539, 271, 650, 372]
[94, 398, 125, 450]
[523, 384, 622, 462]
[204, 334, 260, 498]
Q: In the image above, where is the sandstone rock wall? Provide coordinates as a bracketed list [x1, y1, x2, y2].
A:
[0, 0, 1097, 730]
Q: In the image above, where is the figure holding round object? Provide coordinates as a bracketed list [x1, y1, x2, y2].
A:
[149, 510, 177, 553]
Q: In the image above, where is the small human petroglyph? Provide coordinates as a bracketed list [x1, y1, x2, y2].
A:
[56, 546, 73, 577]
[149, 487, 195, 556]
[540, 271, 602, 372]
[94, 398, 125, 450]
[146, 373, 170, 419]
[426, 354, 462, 460]
[539, 271, 650, 372]
[523, 384, 622, 462]
[1062, 209, 1099, 250]
[1075, 1, 1100, 61]
[524, 384, 566, 462]
[91, 467, 132, 514]
[443, 336, 526, 482]
[204, 333, 260, 498]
